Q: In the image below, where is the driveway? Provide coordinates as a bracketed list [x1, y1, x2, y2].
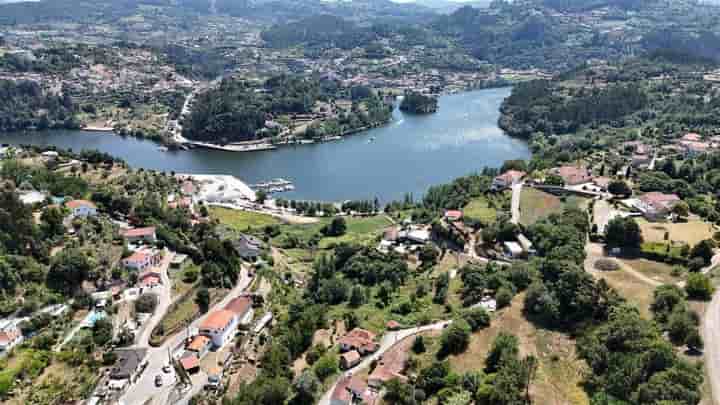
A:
[317, 320, 451, 405]
[510, 182, 523, 224]
[135, 249, 175, 347]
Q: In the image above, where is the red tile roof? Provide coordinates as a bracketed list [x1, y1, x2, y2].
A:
[552, 166, 592, 185]
[224, 296, 253, 317]
[444, 210, 463, 220]
[0, 329, 20, 345]
[495, 170, 525, 183]
[180, 356, 199, 370]
[66, 199, 96, 209]
[200, 310, 235, 330]
[187, 335, 210, 351]
[121, 227, 156, 238]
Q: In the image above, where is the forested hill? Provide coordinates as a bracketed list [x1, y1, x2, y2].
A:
[498, 54, 720, 140]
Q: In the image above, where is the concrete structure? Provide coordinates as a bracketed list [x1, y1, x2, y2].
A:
[492, 170, 525, 191]
[199, 309, 238, 348]
[503, 241, 524, 259]
[224, 296, 255, 326]
[65, 200, 98, 217]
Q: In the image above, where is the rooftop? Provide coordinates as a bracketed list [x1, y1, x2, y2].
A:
[200, 309, 235, 330]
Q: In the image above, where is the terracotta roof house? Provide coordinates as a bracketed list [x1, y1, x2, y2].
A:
[637, 192, 681, 220]
[386, 320, 401, 330]
[181, 181, 196, 196]
[383, 227, 399, 242]
[679, 140, 712, 156]
[123, 249, 162, 271]
[339, 328, 379, 355]
[0, 328, 22, 353]
[492, 170, 525, 191]
[180, 355, 200, 373]
[550, 166, 592, 186]
[331, 375, 375, 405]
[65, 199, 98, 217]
[139, 269, 162, 287]
[121, 227, 157, 243]
[187, 335, 211, 358]
[224, 296, 255, 325]
[682, 132, 702, 142]
[367, 336, 410, 389]
[444, 210, 463, 221]
[340, 350, 362, 369]
[199, 309, 238, 348]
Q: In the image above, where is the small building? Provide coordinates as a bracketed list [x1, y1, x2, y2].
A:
[550, 166, 592, 186]
[41, 150, 59, 161]
[503, 241, 524, 259]
[187, 335, 211, 359]
[492, 170, 526, 191]
[338, 328, 379, 355]
[121, 227, 157, 244]
[400, 228, 431, 244]
[637, 192, 681, 221]
[180, 354, 200, 374]
[224, 296, 255, 326]
[383, 226, 399, 243]
[444, 210, 463, 222]
[181, 181, 196, 196]
[386, 320, 401, 331]
[0, 327, 22, 353]
[592, 176, 612, 191]
[232, 234, 264, 262]
[139, 270, 162, 288]
[123, 249, 162, 271]
[65, 200, 98, 217]
[516, 234, 535, 255]
[110, 348, 148, 381]
[199, 310, 238, 348]
[253, 312, 273, 335]
[340, 350, 362, 369]
[170, 254, 188, 269]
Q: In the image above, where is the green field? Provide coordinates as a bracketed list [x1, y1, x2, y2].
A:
[276, 215, 393, 249]
[520, 188, 587, 226]
[210, 207, 280, 231]
[463, 198, 498, 224]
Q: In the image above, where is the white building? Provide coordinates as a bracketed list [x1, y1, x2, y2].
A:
[503, 241, 524, 259]
[492, 170, 525, 191]
[199, 310, 238, 348]
[66, 200, 98, 217]
[224, 296, 255, 326]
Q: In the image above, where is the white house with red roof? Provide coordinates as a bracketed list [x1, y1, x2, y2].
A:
[120, 227, 157, 244]
[224, 296, 255, 326]
[550, 166, 592, 186]
[65, 199, 97, 217]
[492, 170, 525, 191]
[0, 326, 22, 353]
[199, 309, 238, 348]
[123, 249, 162, 271]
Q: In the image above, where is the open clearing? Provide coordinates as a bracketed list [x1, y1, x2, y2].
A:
[520, 188, 587, 226]
[463, 197, 498, 224]
[448, 294, 589, 405]
[592, 266, 654, 318]
[637, 218, 715, 247]
[620, 258, 683, 285]
[210, 207, 280, 231]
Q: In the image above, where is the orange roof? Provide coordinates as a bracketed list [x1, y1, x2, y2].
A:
[224, 296, 253, 317]
[66, 199, 96, 209]
[0, 329, 20, 344]
[180, 356, 199, 370]
[200, 310, 235, 330]
[121, 227, 156, 237]
[187, 335, 210, 351]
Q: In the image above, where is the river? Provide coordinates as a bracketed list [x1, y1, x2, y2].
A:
[0, 87, 529, 202]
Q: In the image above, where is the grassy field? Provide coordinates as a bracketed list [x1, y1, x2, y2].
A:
[276, 215, 393, 250]
[592, 267, 654, 318]
[447, 294, 589, 405]
[520, 188, 587, 226]
[210, 207, 280, 231]
[620, 258, 683, 285]
[637, 218, 715, 247]
[151, 287, 224, 346]
[463, 197, 498, 224]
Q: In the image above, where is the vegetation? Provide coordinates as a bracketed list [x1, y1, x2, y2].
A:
[400, 92, 438, 114]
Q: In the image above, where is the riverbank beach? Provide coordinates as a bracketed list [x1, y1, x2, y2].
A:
[179, 174, 257, 202]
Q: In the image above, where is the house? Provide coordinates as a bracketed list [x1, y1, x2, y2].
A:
[681, 132, 702, 142]
[0, 327, 22, 353]
[367, 335, 410, 389]
[180, 354, 200, 374]
[139, 270, 162, 288]
[181, 181, 196, 196]
[65, 200, 97, 217]
[110, 348, 148, 381]
[232, 234, 264, 262]
[444, 210, 463, 222]
[187, 335, 211, 359]
[400, 228, 431, 244]
[123, 249, 162, 271]
[503, 241, 524, 258]
[383, 227, 399, 243]
[679, 140, 711, 157]
[121, 227, 157, 244]
[631, 154, 652, 168]
[516, 234, 535, 255]
[331, 375, 374, 405]
[199, 309, 238, 348]
[224, 296, 255, 326]
[386, 320, 401, 331]
[41, 150, 59, 161]
[550, 166, 592, 186]
[338, 328, 379, 355]
[637, 192, 681, 220]
[340, 350, 362, 369]
[492, 170, 525, 191]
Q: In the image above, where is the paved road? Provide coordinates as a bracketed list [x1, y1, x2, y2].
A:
[704, 288, 720, 404]
[510, 182, 523, 224]
[317, 320, 451, 405]
[120, 267, 253, 405]
[136, 250, 175, 347]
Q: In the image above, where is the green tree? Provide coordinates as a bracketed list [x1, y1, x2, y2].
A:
[462, 307, 490, 331]
[46, 248, 91, 294]
[685, 273, 714, 301]
[412, 335, 426, 354]
[607, 180, 631, 196]
[604, 217, 642, 248]
[40, 206, 65, 237]
[313, 353, 338, 382]
[92, 318, 113, 346]
[690, 239, 716, 266]
[485, 332, 519, 373]
[440, 319, 472, 355]
[195, 288, 210, 312]
[322, 217, 347, 237]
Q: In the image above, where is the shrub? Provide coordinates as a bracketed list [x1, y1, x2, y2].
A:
[594, 259, 619, 271]
[495, 287, 514, 309]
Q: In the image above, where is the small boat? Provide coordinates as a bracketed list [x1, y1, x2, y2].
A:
[158, 146, 169, 152]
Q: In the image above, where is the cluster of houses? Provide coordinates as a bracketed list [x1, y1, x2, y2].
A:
[378, 223, 431, 255]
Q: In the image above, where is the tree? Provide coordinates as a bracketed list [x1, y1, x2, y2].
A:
[650, 284, 685, 324]
[604, 217, 642, 248]
[256, 190, 268, 205]
[321, 217, 347, 237]
[349, 285, 366, 307]
[412, 335, 426, 354]
[291, 370, 319, 405]
[607, 180, 631, 196]
[195, 288, 210, 312]
[485, 332, 519, 373]
[463, 308, 490, 331]
[666, 308, 696, 346]
[440, 319, 471, 355]
[384, 377, 416, 405]
[545, 173, 565, 186]
[495, 286, 514, 309]
[685, 273, 714, 301]
[40, 207, 65, 237]
[92, 318, 113, 346]
[419, 244, 439, 267]
[672, 201, 690, 218]
[135, 293, 158, 314]
[46, 248, 91, 294]
[313, 353, 338, 382]
[686, 328, 704, 352]
[690, 239, 716, 266]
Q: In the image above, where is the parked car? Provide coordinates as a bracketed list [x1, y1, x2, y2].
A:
[155, 375, 163, 387]
[162, 365, 172, 374]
